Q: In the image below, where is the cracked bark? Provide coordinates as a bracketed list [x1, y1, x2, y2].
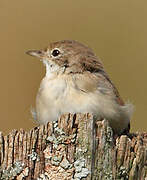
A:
[0, 113, 146, 180]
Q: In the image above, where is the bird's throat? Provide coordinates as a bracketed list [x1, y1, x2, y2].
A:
[43, 60, 65, 78]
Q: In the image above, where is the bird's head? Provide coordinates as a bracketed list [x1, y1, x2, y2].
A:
[26, 40, 103, 76]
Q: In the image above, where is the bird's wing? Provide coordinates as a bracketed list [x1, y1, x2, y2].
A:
[72, 71, 132, 134]
[73, 70, 124, 106]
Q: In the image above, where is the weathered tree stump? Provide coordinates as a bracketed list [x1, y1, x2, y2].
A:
[0, 113, 146, 180]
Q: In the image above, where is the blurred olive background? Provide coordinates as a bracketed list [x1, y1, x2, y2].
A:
[0, 0, 146, 134]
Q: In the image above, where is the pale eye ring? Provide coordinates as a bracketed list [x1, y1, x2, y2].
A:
[52, 49, 60, 57]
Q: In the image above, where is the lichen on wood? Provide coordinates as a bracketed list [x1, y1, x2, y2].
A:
[0, 113, 146, 180]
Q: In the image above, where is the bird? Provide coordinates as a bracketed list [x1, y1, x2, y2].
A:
[26, 40, 133, 135]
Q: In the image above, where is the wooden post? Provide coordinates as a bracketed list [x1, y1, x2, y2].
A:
[0, 113, 146, 180]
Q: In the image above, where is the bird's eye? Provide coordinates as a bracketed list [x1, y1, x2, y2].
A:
[52, 49, 60, 57]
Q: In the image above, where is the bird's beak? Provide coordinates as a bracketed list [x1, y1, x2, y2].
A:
[26, 50, 44, 58]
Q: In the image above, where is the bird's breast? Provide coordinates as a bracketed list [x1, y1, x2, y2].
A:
[37, 75, 86, 107]
[39, 77, 67, 100]
[36, 75, 95, 117]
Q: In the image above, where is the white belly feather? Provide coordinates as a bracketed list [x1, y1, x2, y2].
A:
[35, 74, 133, 134]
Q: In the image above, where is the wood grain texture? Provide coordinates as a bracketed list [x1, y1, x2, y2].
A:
[0, 113, 146, 180]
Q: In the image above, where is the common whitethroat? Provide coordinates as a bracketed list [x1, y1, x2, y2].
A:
[26, 40, 133, 135]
